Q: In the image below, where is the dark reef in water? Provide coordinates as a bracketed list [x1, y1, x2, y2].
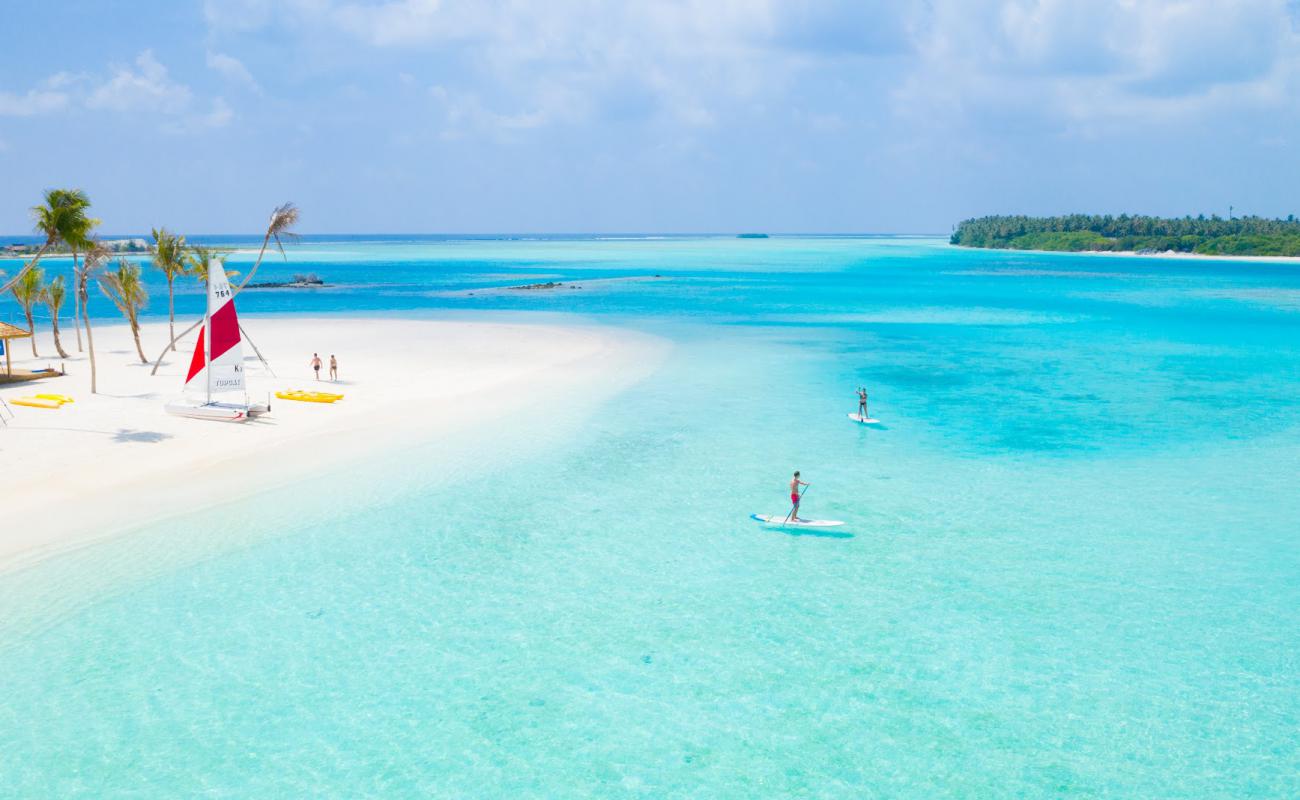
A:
[507, 281, 582, 291]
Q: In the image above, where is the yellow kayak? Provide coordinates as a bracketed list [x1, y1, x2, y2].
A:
[11, 396, 64, 409]
[275, 390, 344, 403]
[35, 393, 74, 404]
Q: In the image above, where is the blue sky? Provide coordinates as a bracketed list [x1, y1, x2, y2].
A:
[1, 0, 1298, 234]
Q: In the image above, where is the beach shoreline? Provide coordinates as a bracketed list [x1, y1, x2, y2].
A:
[951, 244, 1300, 264]
[0, 315, 666, 574]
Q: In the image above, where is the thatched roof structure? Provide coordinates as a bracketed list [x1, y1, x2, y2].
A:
[0, 321, 30, 339]
[0, 320, 33, 377]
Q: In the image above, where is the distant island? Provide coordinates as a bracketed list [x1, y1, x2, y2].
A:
[3, 238, 149, 257]
[245, 273, 327, 289]
[737, 233, 769, 239]
[951, 215, 1300, 257]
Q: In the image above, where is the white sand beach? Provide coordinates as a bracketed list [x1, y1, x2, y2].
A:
[953, 244, 1300, 263]
[0, 316, 664, 571]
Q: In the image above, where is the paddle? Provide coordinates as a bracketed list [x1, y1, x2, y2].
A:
[784, 484, 809, 525]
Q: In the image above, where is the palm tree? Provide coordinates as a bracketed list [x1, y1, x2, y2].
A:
[99, 258, 150, 364]
[234, 202, 300, 291]
[55, 191, 97, 352]
[0, 189, 93, 299]
[151, 227, 189, 351]
[149, 203, 298, 374]
[42, 275, 70, 359]
[186, 244, 235, 284]
[78, 241, 110, 392]
[9, 264, 44, 356]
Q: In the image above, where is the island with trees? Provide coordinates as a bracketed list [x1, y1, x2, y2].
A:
[951, 214, 1300, 257]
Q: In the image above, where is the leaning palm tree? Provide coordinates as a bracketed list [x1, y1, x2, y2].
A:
[151, 227, 189, 350]
[10, 264, 44, 356]
[0, 189, 93, 300]
[235, 202, 300, 291]
[99, 258, 150, 364]
[150, 203, 299, 374]
[42, 275, 70, 358]
[78, 240, 110, 392]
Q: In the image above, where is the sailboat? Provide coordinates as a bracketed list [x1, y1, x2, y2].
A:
[165, 260, 270, 422]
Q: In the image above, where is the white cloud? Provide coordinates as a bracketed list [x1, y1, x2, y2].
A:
[164, 97, 235, 134]
[203, 0, 273, 32]
[201, 97, 234, 127]
[0, 87, 68, 116]
[200, 0, 1300, 139]
[897, 0, 1300, 126]
[211, 0, 916, 133]
[86, 50, 193, 112]
[207, 52, 261, 92]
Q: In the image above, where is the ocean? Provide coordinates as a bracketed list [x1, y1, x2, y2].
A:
[1, 236, 1297, 797]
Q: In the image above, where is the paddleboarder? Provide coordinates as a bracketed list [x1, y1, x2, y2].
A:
[789, 471, 810, 521]
[856, 387, 868, 419]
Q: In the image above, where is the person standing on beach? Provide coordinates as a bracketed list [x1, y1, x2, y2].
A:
[310, 353, 322, 380]
[789, 471, 809, 521]
[857, 387, 869, 418]
[329, 354, 338, 381]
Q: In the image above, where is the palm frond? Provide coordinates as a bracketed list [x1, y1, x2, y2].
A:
[42, 275, 66, 311]
[10, 263, 44, 307]
[98, 258, 149, 315]
[268, 202, 301, 259]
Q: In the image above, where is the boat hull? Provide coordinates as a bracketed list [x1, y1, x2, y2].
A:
[165, 398, 253, 422]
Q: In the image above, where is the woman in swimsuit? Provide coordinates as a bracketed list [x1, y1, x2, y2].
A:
[857, 387, 868, 418]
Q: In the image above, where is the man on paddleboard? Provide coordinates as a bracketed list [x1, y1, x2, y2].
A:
[790, 471, 810, 521]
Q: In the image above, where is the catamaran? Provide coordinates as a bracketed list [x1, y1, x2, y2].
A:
[165, 261, 270, 422]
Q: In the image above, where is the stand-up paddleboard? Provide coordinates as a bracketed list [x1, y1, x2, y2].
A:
[751, 514, 845, 528]
[848, 413, 881, 424]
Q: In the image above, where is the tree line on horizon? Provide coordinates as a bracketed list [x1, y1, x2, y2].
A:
[951, 214, 1300, 257]
[0, 190, 298, 393]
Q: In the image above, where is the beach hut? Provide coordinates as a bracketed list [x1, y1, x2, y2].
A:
[0, 321, 32, 378]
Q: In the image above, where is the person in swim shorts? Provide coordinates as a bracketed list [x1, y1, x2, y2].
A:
[310, 353, 322, 380]
[790, 471, 810, 521]
[857, 386, 868, 418]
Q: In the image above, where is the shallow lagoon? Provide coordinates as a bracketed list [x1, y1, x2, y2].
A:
[2, 237, 1297, 797]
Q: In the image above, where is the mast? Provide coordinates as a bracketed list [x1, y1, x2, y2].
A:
[205, 260, 214, 404]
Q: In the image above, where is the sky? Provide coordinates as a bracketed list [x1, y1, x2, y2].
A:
[1, 0, 1298, 234]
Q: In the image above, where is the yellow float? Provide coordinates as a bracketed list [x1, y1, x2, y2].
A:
[10, 396, 64, 409]
[275, 389, 344, 403]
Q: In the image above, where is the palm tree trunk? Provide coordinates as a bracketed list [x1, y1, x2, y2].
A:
[72, 250, 84, 351]
[150, 316, 202, 375]
[23, 307, 38, 357]
[50, 310, 69, 358]
[234, 232, 274, 292]
[130, 316, 146, 363]
[168, 277, 176, 351]
[80, 286, 97, 394]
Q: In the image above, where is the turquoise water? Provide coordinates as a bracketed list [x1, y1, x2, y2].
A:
[1, 237, 1298, 797]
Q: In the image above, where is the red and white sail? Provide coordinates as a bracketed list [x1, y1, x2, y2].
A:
[184, 261, 245, 398]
